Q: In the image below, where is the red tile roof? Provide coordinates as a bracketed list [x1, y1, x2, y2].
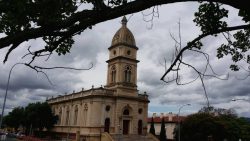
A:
[147, 116, 186, 123]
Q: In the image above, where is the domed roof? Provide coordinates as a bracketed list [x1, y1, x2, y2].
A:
[111, 16, 136, 47]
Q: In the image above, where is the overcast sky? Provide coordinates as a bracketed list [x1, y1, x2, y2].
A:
[0, 2, 250, 117]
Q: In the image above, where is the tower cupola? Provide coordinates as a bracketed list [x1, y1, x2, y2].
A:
[111, 16, 136, 47]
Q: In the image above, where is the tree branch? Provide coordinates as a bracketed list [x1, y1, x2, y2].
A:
[24, 63, 93, 71]
[0, 0, 249, 59]
[3, 43, 20, 63]
[180, 60, 210, 107]
[161, 24, 250, 81]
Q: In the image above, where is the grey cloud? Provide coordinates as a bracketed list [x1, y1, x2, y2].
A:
[207, 78, 250, 99]
[0, 3, 249, 117]
[138, 68, 165, 86]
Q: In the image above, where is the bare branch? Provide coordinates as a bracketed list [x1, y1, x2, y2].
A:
[24, 63, 93, 71]
[190, 49, 229, 80]
[141, 6, 159, 29]
[178, 19, 182, 53]
[161, 23, 248, 108]
[0, 59, 94, 128]
[180, 61, 210, 107]
[161, 24, 250, 81]
[45, 53, 53, 61]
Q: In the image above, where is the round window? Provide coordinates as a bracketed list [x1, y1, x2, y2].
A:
[106, 105, 111, 111]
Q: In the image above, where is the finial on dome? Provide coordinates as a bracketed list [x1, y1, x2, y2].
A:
[121, 16, 127, 26]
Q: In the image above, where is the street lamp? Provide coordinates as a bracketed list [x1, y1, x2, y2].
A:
[0, 63, 23, 129]
[177, 104, 191, 141]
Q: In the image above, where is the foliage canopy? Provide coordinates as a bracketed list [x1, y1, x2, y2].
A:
[3, 102, 57, 132]
[178, 107, 250, 141]
[3, 107, 25, 130]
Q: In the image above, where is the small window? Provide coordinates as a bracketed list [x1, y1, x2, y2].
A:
[58, 108, 62, 125]
[127, 50, 131, 55]
[106, 105, 111, 112]
[124, 66, 132, 82]
[138, 108, 143, 114]
[123, 109, 129, 115]
[65, 109, 70, 125]
[74, 106, 78, 125]
[111, 66, 116, 83]
[113, 50, 116, 55]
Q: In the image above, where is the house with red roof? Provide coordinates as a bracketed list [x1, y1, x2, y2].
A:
[147, 113, 186, 141]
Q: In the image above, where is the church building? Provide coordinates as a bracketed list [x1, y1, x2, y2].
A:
[47, 17, 157, 141]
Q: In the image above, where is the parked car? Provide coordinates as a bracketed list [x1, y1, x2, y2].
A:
[6, 132, 17, 138]
[16, 131, 25, 139]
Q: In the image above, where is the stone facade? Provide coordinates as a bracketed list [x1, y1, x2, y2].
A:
[47, 17, 149, 141]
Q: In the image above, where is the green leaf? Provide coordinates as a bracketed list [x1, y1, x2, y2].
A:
[194, 2, 228, 35]
[230, 64, 239, 71]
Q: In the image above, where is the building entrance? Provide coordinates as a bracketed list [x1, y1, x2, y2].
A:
[138, 120, 142, 135]
[123, 120, 130, 134]
[104, 118, 110, 133]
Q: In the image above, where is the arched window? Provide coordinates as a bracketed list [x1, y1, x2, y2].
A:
[74, 106, 78, 125]
[58, 108, 62, 125]
[83, 103, 88, 126]
[124, 66, 132, 82]
[111, 66, 116, 83]
[123, 109, 129, 115]
[65, 107, 70, 125]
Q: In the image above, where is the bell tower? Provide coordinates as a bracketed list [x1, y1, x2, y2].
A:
[106, 16, 139, 96]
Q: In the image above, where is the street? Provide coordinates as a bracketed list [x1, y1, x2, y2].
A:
[1, 137, 21, 141]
